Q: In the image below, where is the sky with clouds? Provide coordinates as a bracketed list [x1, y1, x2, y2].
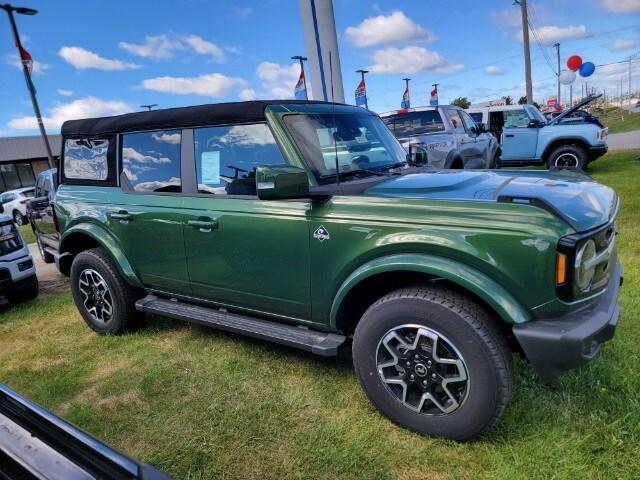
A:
[1, 0, 639, 136]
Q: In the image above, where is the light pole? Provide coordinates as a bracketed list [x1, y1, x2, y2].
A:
[356, 69, 368, 109]
[1, 3, 54, 169]
[291, 55, 308, 99]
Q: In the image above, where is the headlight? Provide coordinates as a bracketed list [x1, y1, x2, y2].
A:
[575, 239, 597, 292]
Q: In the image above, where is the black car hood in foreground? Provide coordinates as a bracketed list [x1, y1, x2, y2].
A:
[363, 169, 617, 232]
[0, 384, 171, 480]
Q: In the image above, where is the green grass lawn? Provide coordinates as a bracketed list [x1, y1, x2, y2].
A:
[2, 151, 640, 479]
[19, 224, 35, 245]
[598, 107, 640, 134]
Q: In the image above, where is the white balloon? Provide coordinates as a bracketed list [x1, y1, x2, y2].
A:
[559, 69, 576, 85]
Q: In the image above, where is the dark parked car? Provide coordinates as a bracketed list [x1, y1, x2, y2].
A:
[0, 384, 170, 479]
[28, 168, 59, 263]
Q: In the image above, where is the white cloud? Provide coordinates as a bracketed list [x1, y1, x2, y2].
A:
[485, 65, 505, 76]
[490, 9, 521, 27]
[119, 34, 225, 61]
[517, 25, 588, 45]
[8, 97, 133, 131]
[256, 61, 301, 98]
[600, 0, 640, 13]
[58, 46, 140, 71]
[133, 177, 181, 192]
[233, 6, 253, 18]
[182, 35, 225, 62]
[56, 89, 74, 96]
[6, 53, 49, 75]
[367, 46, 463, 75]
[122, 147, 171, 164]
[238, 88, 257, 101]
[151, 132, 181, 144]
[141, 73, 246, 97]
[220, 124, 275, 146]
[346, 11, 436, 47]
[608, 38, 638, 51]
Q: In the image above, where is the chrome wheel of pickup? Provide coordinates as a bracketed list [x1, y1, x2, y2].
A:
[376, 324, 468, 415]
[78, 268, 113, 323]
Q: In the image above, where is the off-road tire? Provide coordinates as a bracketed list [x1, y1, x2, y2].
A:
[36, 235, 55, 264]
[7, 274, 39, 304]
[546, 144, 586, 170]
[352, 285, 512, 441]
[70, 247, 142, 334]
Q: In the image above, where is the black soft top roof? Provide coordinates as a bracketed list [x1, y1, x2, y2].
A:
[60, 100, 345, 137]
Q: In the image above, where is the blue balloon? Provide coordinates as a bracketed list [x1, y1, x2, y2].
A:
[579, 61, 595, 77]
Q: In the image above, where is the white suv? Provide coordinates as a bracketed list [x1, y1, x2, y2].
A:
[0, 187, 35, 225]
[0, 207, 38, 304]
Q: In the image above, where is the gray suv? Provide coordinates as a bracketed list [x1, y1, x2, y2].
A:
[381, 105, 500, 169]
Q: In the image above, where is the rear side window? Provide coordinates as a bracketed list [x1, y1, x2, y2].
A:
[194, 123, 285, 195]
[383, 110, 445, 136]
[63, 139, 109, 181]
[122, 130, 182, 193]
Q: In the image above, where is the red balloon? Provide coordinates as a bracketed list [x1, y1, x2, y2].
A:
[567, 55, 582, 72]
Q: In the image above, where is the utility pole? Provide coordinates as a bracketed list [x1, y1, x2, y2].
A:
[1, 3, 54, 169]
[554, 42, 560, 107]
[356, 69, 369, 109]
[140, 104, 157, 111]
[516, 0, 533, 104]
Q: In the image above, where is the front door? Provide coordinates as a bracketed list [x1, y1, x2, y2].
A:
[182, 123, 311, 320]
[500, 109, 538, 161]
[108, 129, 190, 295]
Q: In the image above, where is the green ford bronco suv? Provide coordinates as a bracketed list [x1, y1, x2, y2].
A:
[53, 100, 621, 441]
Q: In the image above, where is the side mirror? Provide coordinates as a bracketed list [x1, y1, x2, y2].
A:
[476, 122, 486, 133]
[528, 120, 539, 128]
[256, 165, 309, 200]
[407, 146, 428, 166]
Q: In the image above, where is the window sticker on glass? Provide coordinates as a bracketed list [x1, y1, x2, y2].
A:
[201, 151, 220, 185]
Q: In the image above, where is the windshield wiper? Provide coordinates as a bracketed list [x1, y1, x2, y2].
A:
[320, 168, 387, 180]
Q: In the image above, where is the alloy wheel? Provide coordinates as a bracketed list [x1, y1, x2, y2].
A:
[78, 268, 113, 323]
[554, 153, 579, 168]
[376, 324, 469, 415]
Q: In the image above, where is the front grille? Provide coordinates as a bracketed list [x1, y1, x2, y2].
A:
[0, 221, 23, 256]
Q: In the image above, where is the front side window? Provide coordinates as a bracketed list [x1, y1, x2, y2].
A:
[382, 110, 445, 136]
[459, 111, 478, 133]
[284, 112, 407, 181]
[503, 109, 531, 128]
[469, 112, 483, 123]
[64, 139, 109, 180]
[122, 130, 182, 193]
[194, 123, 285, 195]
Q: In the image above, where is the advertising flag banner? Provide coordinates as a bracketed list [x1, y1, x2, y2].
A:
[355, 79, 367, 107]
[430, 85, 438, 106]
[401, 86, 410, 109]
[294, 70, 308, 100]
[19, 46, 33, 76]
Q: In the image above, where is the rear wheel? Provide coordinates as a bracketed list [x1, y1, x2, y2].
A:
[37, 235, 55, 263]
[70, 248, 142, 334]
[547, 144, 586, 170]
[12, 210, 25, 226]
[352, 286, 512, 441]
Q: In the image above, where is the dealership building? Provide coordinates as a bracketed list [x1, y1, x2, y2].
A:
[0, 135, 61, 193]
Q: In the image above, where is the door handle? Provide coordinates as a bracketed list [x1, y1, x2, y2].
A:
[110, 211, 132, 222]
[505, 134, 515, 138]
[188, 219, 218, 232]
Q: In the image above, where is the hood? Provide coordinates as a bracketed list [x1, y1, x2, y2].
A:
[363, 169, 617, 232]
[549, 94, 601, 125]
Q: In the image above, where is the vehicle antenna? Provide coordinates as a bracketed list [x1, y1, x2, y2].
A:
[330, 50, 340, 185]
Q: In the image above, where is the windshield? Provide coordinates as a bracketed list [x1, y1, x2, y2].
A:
[283, 112, 407, 181]
[382, 110, 446, 136]
[524, 105, 547, 124]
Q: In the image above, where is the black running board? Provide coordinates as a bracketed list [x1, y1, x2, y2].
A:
[135, 295, 346, 356]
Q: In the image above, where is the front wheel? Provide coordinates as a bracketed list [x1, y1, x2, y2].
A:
[547, 144, 586, 170]
[352, 286, 512, 441]
[13, 211, 25, 226]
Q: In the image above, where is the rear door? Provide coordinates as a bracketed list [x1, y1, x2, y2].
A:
[106, 129, 191, 295]
[31, 173, 58, 247]
[500, 108, 538, 162]
[182, 123, 311, 320]
[448, 108, 477, 167]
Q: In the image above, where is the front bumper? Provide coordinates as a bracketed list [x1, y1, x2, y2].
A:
[513, 262, 622, 383]
[588, 144, 608, 161]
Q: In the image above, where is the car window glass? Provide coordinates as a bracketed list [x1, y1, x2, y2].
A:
[469, 112, 483, 123]
[122, 130, 182, 193]
[459, 111, 478, 132]
[35, 177, 43, 197]
[194, 123, 286, 195]
[64, 139, 109, 180]
[382, 110, 445, 135]
[43, 178, 52, 197]
[503, 109, 530, 128]
[448, 110, 465, 132]
[2, 193, 15, 203]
